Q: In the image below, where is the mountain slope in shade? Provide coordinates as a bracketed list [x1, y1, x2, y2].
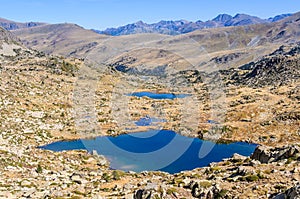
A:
[0, 17, 45, 30]
[223, 14, 266, 26]
[96, 13, 292, 36]
[268, 13, 293, 22]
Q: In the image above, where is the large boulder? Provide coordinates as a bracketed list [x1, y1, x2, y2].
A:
[273, 184, 300, 199]
[251, 145, 300, 163]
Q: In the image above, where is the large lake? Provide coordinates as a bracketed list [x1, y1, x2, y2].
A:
[39, 129, 256, 174]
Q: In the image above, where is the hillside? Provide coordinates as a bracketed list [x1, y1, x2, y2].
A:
[12, 23, 109, 57]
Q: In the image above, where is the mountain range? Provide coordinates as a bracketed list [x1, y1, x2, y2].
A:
[0, 13, 292, 37]
[95, 13, 292, 36]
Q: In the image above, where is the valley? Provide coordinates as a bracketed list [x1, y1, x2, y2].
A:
[0, 11, 299, 199]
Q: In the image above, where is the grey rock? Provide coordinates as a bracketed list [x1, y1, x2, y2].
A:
[123, 183, 135, 191]
[273, 184, 300, 199]
[231, 153, 248, 162]
[22, 188, 35, 197]
[91, 150, 98, 156]
[20, 180, 31, 187]
[134, 189, 152, 199]
[70, 173, 82, 184]
[236, 166, 254, 176]
[189, 181, 222, 198]
[251, 145, 300, 163]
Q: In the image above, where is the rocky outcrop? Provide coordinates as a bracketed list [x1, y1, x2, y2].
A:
[275, 111, 300, 122]
[184, 181, 227, 198]
[273, 184, 300, 199]
[251, 145, 300, 163]
[231, 43, 300, 87]
[211, 52, 244, 64]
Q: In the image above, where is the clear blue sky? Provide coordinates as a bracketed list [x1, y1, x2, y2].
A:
[1, 0, 300, 30]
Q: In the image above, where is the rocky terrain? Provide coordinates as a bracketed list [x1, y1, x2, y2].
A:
[0, 12, 299, 199]
[96, 13, 291, 36]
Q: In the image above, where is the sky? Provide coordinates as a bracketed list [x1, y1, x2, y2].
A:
[1, 0, 300, 30]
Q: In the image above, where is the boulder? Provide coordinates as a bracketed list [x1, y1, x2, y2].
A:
[251, 145, 300, 163]
[189, 181, 223, 198]
[236, 166, 254, 176]
[273, 184, 300, 199]
[134, 189, 152, 199]
[20, 180, 32, 187]
[231, 153, 248, 162]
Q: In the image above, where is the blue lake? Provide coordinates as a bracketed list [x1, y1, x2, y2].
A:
[39, 130, 257, 174]
[128, 91, 190, 99]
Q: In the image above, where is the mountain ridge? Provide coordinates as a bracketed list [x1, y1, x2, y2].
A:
[0, 17, 46, 30]
[95, 13, 292, 36]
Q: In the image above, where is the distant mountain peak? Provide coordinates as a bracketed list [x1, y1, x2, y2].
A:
[135, 20, 145, 25]
[233, 13, 249, 18]
[268, 13, 293, 22]
[212, 14, 233, 23]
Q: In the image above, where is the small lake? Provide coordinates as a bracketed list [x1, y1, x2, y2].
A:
[128, 91, 190, 99]
[134, 116, 166, 126]
[39, 130, 256, 174]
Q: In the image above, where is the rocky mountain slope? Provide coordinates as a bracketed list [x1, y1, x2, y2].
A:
[0, 17, 45, 30]
[223, 43, 300, 87]
[96, 13, 292, 36]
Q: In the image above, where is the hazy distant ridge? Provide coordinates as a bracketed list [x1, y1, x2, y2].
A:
[95, 13, 292, 36]
[0, 17, 46, 30]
